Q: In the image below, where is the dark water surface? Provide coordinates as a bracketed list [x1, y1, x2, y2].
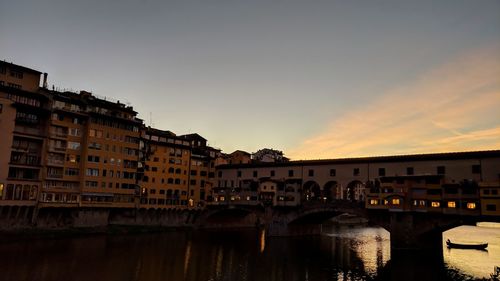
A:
[0, 225, 498, 281]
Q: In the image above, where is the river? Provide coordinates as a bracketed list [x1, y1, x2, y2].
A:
[0, 224, 498, 281]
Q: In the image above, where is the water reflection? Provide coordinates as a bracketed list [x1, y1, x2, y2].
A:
[443, 225, 500, 279]
[0, 225, 497, 281]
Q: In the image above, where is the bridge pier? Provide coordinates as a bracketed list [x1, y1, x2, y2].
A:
[389, 212, 443, 252]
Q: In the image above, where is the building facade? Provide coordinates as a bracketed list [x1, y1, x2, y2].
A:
[214, 151, 500, 216]
[0, 62, 48, 209]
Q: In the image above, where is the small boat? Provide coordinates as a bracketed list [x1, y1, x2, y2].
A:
[446, 239, 488, 250]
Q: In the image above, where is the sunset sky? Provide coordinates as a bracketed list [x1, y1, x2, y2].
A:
[1, 0, 499, 159]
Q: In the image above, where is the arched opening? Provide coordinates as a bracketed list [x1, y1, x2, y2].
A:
[323, 181, 338, 201]
[346, 180, 365, 202]
[302, 181, 321, 202]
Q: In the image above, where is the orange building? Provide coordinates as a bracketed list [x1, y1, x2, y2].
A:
[180, 134, 220, 207]
[39, 90, 142, 209]
[139, 128, 192, 209]
[0, 61, 47, 210]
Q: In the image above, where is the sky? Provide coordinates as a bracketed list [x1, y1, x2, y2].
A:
[1, 0, 499, 159]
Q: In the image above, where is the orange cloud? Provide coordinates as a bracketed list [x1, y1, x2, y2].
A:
[288, 46, 500, 159]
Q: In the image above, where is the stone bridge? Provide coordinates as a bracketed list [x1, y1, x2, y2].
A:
[194, 200, 500, 251]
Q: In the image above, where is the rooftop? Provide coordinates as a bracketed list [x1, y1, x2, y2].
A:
[0, 60, 42, 74]
[217, 150, 500, 169]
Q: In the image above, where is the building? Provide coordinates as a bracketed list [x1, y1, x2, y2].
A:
[227, 150, 252, 164]
[138, 128, 192, 208]
[214, 151, 500, 215]
[0, 61, 48, 209]
[41, 90, 143, 208]
[180, 133, 220, 207]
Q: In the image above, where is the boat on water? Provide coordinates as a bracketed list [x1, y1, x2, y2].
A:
[446, 239, 488, 250]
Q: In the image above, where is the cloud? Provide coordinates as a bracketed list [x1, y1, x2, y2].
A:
[288, 46, 500, 159]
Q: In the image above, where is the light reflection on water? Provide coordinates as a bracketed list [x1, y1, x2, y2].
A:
[321, 225, 391, 277]
[0, 224, 498, 281]
[443, 224, 500, 279]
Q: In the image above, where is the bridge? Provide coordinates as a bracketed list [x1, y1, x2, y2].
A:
[196, 199, 500, 252]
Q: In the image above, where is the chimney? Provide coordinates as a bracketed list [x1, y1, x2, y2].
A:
[43, 73, 48, 89]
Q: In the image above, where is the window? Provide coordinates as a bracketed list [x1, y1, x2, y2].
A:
[85, 181, 98, 187]
[288, 170, 294, 177]
[369, 199, 378, 205]
[472, 165, 481, 174]
[253, 171, 258, 178]
[308, 169, 314, 177]
[0, 104, 3, 114]
[486, 204, 497, 211]
[431, 201, 440, 208]
[378, 168, 386, 177]
[87, 155, 100, 163]
[69, 128, 80, 136]
[190, 180, 196, 185]
[270, 170, 275, 177]
[218, 171, 223, 178]
[407, 167, 414, 175]
[437, 166, 445, 175]
[237, 171, 241, 177]
[67, 142, 80, 150]
[10, 70, 23, 79]
[466, 202, 476, 209]
[447, 201, 456, 208]
[64, 168, 79, 176]
[330, 169, 336, 177]
[67, 154, 80, 163]
[353, 168, 360, 176]
[86, 168, 99, 176]
[392, 198, 400, 205]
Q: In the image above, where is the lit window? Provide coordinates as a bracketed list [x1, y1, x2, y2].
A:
[0, 183, 3, 197]
[431, 201, 440, 207]
[220, 196, 225, 201]
[383, 200, 388, 205]
[447, 201, 456, 208]
[392, 198, 400, 205]
[467, 202, 476, 209]
[370, 199, 378, 205]
[419, 200, 426, 207]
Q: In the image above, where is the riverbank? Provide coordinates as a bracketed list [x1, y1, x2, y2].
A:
[0, 224, 195, 243]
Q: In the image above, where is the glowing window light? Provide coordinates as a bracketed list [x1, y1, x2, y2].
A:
[392, 198, 400, 205]
[431, 201, 440, 208]
[447, 201, 456, 208]
[370, 199, 378, 205]
[467, 202, 476, 209]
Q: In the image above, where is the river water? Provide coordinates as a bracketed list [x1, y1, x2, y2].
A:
[0, 224, 498, 281]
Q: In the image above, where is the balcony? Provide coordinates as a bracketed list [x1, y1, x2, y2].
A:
[46, 158, 65, 166]
[14, 125, 45, 137]
[10, 156, 41, 167]
[48, 146, 67, 153]
[49, 131, 68, 139]
[46, 174, 64, 179]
